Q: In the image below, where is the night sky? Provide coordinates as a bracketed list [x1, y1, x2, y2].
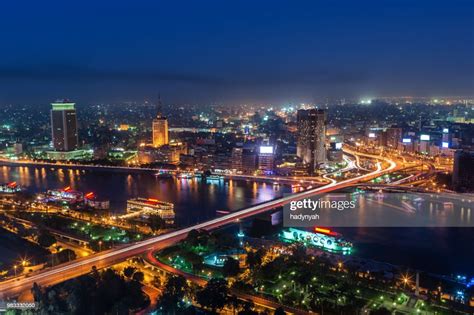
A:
[0, 0, 473, 105]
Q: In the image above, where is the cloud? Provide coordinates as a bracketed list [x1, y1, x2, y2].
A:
[0, 64, 224, 85]
[0, 63, 371, 88]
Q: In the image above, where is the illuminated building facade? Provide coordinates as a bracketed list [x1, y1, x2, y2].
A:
[327, 135, 343, 163]
[138, 142, 187, 164]
[242, 147, 257, 174]
[231, 147, 243, 172]
[46, 187, 84, 204]
[297, 109, 327, 172]
[84, 192, 110, 210]
[126, 197, 175, 221]
[152, 96, 169, 147]
[0, 182, 22, 194]
[258, 145, 275, 172]
[281, 227, 353, 254]
[152, 117, 169, 147]
[50, 100, 78, 151]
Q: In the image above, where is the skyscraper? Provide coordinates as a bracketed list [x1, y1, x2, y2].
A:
[50, 100, 78, 151]
[231, 147, 243, 172]
[258, 145, 275, 172]
[386, 127, 402, 149]
[452, 150, 474, 192]
[242, 147, 257, 174]
[297, 109, 327, 172]
[152, 96, 169, 147]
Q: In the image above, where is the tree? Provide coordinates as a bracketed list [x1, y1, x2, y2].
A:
[212, 232, 238, 250]
[123, 266, 137, 279]
[196, 278, 229, 313]
[31, 282, 43, 303]
[132, 271, 144, 282]
[37, 230, 56, 248]
[186, 229, 201, 246]
[246, 248, 265, 268]
[55, 249, 76, 264]
[372, 307, 391, 315]
[223, 257, 240, 277]
[158, 275, 189, 313]
[148, 214, 166, 232]
[289, 244, 307, 263]
[185, 229, 210, 248]
[182, 251, 204, 273]
[229, 295, 243, 315]
[274, 307, 286, 315]
[34, 269, 139, 314]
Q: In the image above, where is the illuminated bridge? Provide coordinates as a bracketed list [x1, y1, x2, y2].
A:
[0, 151, 398, 299]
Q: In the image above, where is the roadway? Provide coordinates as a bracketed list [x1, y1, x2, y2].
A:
[0, 158, 156, 173]
[322, 155, 357, 184]
[0, 149, 398, 299]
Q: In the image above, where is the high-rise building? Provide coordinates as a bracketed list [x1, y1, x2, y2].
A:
[452, 150, 474, 192]
[258, 145, 275, 172]
[152, 96, 169, 147]
[386, 127, 402, 149]
[242, 148, 257, 174]
[231, 147, 243, 172]
[327, 142, 343, 163]
[50, 100, 78, 151]
[441, 128, 451, 149]
[296, 109, 327, 172]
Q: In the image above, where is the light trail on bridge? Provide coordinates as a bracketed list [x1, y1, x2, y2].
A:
[0, 150, 397, 299]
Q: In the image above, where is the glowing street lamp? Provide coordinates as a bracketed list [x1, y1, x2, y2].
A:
[401, 272, 412, 287]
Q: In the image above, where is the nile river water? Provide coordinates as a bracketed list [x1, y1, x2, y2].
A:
[0, 165, 291, 226]
[1, 165, 473, 275]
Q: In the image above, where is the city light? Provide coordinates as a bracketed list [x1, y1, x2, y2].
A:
[0, 4, 472, 314]
[259, 146, 274, 154]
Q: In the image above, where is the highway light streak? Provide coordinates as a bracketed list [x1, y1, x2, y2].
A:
[0, 151, 397, 298]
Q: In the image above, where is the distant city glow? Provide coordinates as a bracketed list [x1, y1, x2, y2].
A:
[368, 133, 376, 138]
[402, 138, 412, 143]
[420, 134, 430, 141]
[442, 142, 449, 148]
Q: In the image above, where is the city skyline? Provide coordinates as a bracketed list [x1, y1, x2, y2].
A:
[0, 0, 473, 105]
[0, 2, 473, 314]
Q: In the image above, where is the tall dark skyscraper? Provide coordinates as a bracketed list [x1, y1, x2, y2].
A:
[452, 150, 474, 192]
[152, 95, 169, 147]
[50, 100, 78, 152]
[385, 127, 403, 149]
[297, 109, 327, 172]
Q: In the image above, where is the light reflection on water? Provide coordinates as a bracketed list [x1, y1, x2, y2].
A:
[2, 165, 473, 274]
[0, 165, 291, 226]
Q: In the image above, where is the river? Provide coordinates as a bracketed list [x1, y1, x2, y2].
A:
[1, 165, 473, 276]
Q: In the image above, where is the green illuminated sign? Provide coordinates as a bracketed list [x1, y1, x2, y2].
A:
[51, 103, 76, 111]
